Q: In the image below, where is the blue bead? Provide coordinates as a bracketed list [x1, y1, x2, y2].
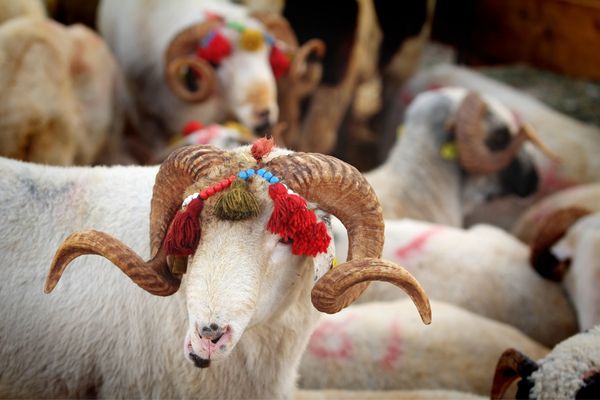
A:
[246, 169, 255, 176]
[269, 177, 279, 184]
[257, 169, 266, 176]
[264, 172, 273, 180]
[239, 171, 248, 179]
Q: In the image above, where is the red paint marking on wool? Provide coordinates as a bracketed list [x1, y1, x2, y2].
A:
[394, 226, 443, 261]
[380, 320, 402, 370]
[307, 315, 355, 359]
[540, 162, 576, 194]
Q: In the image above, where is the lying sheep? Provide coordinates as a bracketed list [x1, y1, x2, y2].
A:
[491, 325, 600, 399]
[531, 210, 600, 332]
[98, 0, 323, 153]
[0, 16, 125, 165]
[365, 87, 555, 226]
[403, 64, 600, 190]
[512, 183, 600, 243]
[332, 217, 578, 347]
[295, 389, 486, 400]
[0, 144, 430, 398]
[299, 299, 548, 395]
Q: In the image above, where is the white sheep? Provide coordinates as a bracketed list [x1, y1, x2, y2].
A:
[295, 389, 486, 400]
[0, 16, 125, 166]
[332, 217, 578, 347]
[491, 325, 600, 399]
[0, 145, 430, 398]
[403, 64, 600, 191]
[299, 299, 548, 396]
[512, 183, 600, 244]
[533, 211, 600, 332]
[365, 87, 555, 226]
[98, 0, 323, 152]
[0, 0, 44, 24]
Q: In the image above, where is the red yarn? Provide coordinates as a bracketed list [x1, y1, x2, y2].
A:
[182, 120, 204, 136]
[267, 183, 331, 255]
[269, 46, 290, 79]
[251, 137, 274, 161]
[292, 222, 331, 256]
[164, 198, 204, 256]
[197, 32, 231, 65]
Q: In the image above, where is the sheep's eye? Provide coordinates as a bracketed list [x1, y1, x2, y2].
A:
[278, 238, 293, 245]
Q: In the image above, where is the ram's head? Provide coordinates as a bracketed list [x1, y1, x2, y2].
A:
[164, 11, 325, 136]
[45, 145, 430, 367]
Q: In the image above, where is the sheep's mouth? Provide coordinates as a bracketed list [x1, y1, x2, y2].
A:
[189, 352, 211, 369]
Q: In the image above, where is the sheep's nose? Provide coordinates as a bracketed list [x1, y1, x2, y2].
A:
[198, 323, 224, 342]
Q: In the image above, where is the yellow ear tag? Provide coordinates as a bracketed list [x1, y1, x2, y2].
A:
[224, 121, 253, 140]
[239, 29, 264, 52]
[331, 257, 338, 269]
[396, 124, 405, 139]
[440, 142, 458, 160]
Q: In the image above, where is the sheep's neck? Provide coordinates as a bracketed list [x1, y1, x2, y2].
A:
[367, 127, 463, 226]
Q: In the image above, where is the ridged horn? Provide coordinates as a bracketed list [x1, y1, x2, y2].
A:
[454, 91, 528, 175]
[529, 206, 591, 281]
[46, 145, 226, 296]
[45, 230, 179, 296]
[267, 153, 431, 320]
[491, 348, 539, 400]
[165, 20, 220, 102]
[289, 39, 326, 96]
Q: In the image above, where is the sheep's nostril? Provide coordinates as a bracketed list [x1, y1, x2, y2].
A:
[198, 323, 225, 343]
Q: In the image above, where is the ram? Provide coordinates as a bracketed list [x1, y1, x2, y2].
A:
[332, 216, 577, 347]
[491, 325, 600, 399]
[299, 299, 548, 396]
[0, 144, 430, 398]
[98, 0, 323, 154]
[365, 88, 556, 226]
[0, 16, 124, 165]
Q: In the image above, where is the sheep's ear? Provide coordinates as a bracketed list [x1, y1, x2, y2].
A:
[529, 207, 591, 282]
[491, 348, 538, 400]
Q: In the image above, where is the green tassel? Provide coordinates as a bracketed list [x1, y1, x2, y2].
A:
[215, 179, 260, 220]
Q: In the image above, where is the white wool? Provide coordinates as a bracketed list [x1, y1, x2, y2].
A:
[528, 326, 600, 399]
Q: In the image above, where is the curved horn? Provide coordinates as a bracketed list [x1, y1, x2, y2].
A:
[46, 146, 227, 296]
[267, 153, 430, 318]
[165, 20, 220, 102]
[491, 348, 539, 400]
[520, 122, 561, 162]
[454, 91, 528, 175]
[529, 206, 591, 281]
[45, 230, 179, 296]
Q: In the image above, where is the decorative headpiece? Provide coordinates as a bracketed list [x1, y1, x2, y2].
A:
[195, 12, 291, 78]
[163, 138, 331, 263]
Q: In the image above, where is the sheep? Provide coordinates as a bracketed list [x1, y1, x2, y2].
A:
[0, 0, 44, 24]
[402, 64, 600, 190]
[332, 217, 578, 347]
[531, 210, 600, 332]
[98, 0, 324, 153]
[295, 389, 486, 400]
[512, 183, 600, 244]
[0, 144, 430, 398]
[0, 16, 125, 166]
[364, 87, 556, 226]
[491, 325, 600, 400]
[298, 299, 548, 396]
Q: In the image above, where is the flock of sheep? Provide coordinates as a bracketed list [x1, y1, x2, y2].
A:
[0, 0, 599, 399]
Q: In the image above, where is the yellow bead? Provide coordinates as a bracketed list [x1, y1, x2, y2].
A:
[239, 29, 264, 52]
[440, 142, 458, 160]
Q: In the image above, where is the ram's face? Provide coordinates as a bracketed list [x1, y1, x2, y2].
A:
[217, 47, 278, 135]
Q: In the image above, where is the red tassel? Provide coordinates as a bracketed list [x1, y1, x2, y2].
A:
[269, 46, 290, 79]
[197, 32, 232, 65]
[267, 184, 307, 240]
[164, 198, 204, 256]
[251, 137, 274, 161]
[292, 222, 331, 257]
[182, 120, 204, 136]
